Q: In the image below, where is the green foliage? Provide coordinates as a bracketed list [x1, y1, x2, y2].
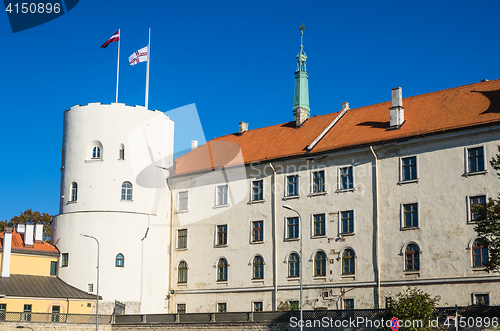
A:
[474, 145, 500, 272]
[277, 300, 300, 311]
[383, 288, 442, 331]
[0, 209, 53, 243]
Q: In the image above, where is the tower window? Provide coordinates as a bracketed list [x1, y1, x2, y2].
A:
[70, 182, 78, 202]
[121, 182, 133, 201]
[116, 253, 124, 267]
[119, 144, 125, 160]
[92, 146, 101, 159]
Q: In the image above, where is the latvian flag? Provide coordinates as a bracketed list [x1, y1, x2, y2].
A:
[101, 30, 120, 48]
[129, 46, 148, 66]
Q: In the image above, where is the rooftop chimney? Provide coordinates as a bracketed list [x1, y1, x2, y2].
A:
[238, 122, 249, 135]
[25, 224, 34, 246]
[389, 87, 405, 129]
[191, 140, 198, 151]
[34, 224, 43, 242]
[17, 224, 25, 234]
[1, 228, 12, 277]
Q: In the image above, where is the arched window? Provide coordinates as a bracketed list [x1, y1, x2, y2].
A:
[115, 253, 124, 267]
[253, 255, 264, 279]
[217, 258, 228, 281]
[119, 144, 125, 160]
[92, 146, 101, 159]
[405, 244, 420, 271]
[473, 239, 489, 267]
[288, 253, 300, 277]
[178, 261, 188, 283]
[314, 251, 326, 276]
[121, 182, 132, 201]
[71, 182, 78, 201]
[342, 249, 355, 275]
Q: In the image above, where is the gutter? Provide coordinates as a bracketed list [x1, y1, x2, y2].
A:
[269, 162, 278, 311]
[370, 146, 381, 308]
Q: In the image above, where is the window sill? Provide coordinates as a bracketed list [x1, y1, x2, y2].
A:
[216, 281, 228, 286]
[214, 204, 230, 209]
[404, 271, 420, 275]
[285, 238, 300, 242]
[177, 283, 187, 288]
[118, 159, 125, 161]
[283, 195, 300, 200]
[250, 240, 264, 245]
[472, 266, 488, 272]
[340, 232, 355, 237]
[398, 179, 419, 185]
[176, 210, 189, 214]
[309, 191, 328, 197]
[337, 188, 355, 193]
[252, 279, 264, 284]
[214, 244, 228, 248]
[401, 226, 419, 231]
[465, 170, 488, 177]
[84, 159, 103, 163]
[120, 199, 134, 202]
[66, 201, 77, 205]
[313, 277, 327, 282]
[248, 199, 265, 205]
[287, 277, 300, 281]
[340, 274, 355, 280]
[312, 235, 327, 239]
[176, 248, 188, 251]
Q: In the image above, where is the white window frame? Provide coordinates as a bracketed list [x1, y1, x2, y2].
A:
[284, 174, 300, 199]
[402, 242, 421, 273]
[217, 302, 227, 313]
[250, 179, 265, 203]
[472, 293, 490, 306]
[215, 224, 228, 247]
[311, 213, 327, 238]
[177, 191, 189, 212]
[338, 210, 355, 236]
[121, 181, 133, 201]
[284, 216, 300, 241]
[70, 182, 78, 202]
[215, 185, 229, 207]
[250, 220, 265, 244]
[467, 194, 487, 224]
[399, 155, 419, 184]
[310, 169, 327, 196]
[252, 301, 264, 312]
[177, 228, 188, 249]
[400, 202, 420, 230]
[465, 145, 488, 176]
[337, 166, 355, 192]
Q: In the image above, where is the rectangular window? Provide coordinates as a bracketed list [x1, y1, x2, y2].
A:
[217, 303, 227, 313]
[339, 166, 353, 190]
[50, 261, 57, 276]
[286, 175, 299, 197]
[0, 304, 6, 321]
[341, 210, 354, 234]
[401, 156, 417, 181]
[287, 217, 299, 239]
[252, 180, 264, 201]
[178, 229, 187, 249]
[177, 304, 186, 314]
[61, 253, 69, 267]
[312, 170, 325, 193]
[253, 302, 263, 312]
[23, 304, 32, 321]
[313, 214, 325, 236]
[474, 294, 489, 306]
[51, 305, 60, 322]
[469, 195, 486, 223]
[252, 221, 264, 242]
[217, 185, 228, 205]
[217, 225, 228, 246]
[403, 203, 418, 228]
[468, 147, 485, 173]
[88, 284, 93, 293]
[344, 299, 354, 310]
[178, 191, 188, 211]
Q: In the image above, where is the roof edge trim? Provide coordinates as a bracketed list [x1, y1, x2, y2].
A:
[307, 103, 349, 151]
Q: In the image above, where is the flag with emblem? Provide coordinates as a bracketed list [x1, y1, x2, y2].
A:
[129, 46, 148, 66]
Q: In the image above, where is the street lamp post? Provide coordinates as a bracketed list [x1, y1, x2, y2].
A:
[81, 233, 100, 331]
[283, 205, 303, 331]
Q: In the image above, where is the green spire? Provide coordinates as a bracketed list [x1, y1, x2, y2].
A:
[293, 24, 310, 121]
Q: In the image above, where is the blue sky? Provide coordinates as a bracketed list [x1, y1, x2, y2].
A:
[1, 0, 499, 221]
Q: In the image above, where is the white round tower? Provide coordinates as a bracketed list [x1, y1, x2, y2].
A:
[52, 102, 174, 314]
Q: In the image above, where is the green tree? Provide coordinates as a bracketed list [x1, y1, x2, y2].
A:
[382, 287, 441, 331]
[474, 145, 500, 272]
[277, 300, 300, 311]
[0, 209, 53, 243]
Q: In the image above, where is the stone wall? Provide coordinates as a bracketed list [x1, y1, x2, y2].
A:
[1, 322, 112, 331]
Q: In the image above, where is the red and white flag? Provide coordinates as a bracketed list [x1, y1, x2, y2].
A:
[101, 30, 120, 48]
[129, 46, 148, 66]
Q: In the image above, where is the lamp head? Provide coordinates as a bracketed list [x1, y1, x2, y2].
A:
[283, 205, 293, 210]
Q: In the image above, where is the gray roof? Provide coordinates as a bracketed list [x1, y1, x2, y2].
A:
[0, 274, 98, 300]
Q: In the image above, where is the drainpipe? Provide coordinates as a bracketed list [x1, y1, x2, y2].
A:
[370, 146, 381, 308]
[269, 163, 278, 310]
[168, 183, 175, 313]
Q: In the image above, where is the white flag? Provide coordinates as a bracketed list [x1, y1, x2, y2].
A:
[129, 46, 148, 66]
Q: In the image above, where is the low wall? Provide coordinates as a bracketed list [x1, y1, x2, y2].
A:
[1, 322, 112, 331]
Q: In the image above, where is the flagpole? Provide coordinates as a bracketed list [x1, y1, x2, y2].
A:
[116, 28, 120, 103]
[145, 28, 151, 109]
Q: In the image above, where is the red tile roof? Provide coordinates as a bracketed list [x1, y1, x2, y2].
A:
[0, 229, 59, 256]
[174, 79, 500, 176]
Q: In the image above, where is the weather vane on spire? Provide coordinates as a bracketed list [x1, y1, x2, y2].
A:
[296, 23, 307, 72]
